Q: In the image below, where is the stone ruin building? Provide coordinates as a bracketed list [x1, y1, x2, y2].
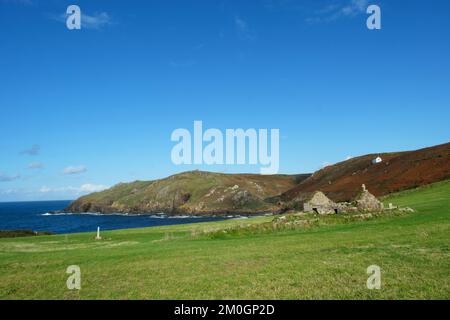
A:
[301, 184, 384, 215]
[354, 184, 384, 211]
[302, 191, 337, 215]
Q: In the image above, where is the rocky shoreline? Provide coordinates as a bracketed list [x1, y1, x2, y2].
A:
[63, 204, 280, 217]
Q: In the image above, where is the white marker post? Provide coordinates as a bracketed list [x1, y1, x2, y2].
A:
[95, 226, 102, 240]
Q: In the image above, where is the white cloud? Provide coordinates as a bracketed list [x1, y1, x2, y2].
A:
[341, 0, 369, 16]
[79, 184, 108, 193]
[39, 184, 108, 194]
[40, 186, 51, 193]
[20, 144, 40, 156]
[63, 165, 87, 175]
[2, 184, 108, 201]
[0, 172, 20, 182]
[307, 0, 369, 23]
[0, 188, 18, 195]
[28, 161, 43, 169]
[51, 11, 112, 30]
[0, 0, 34, 5]
[234, 15, 256, 40]
[345, 155, 354, 160]
[81, 12, 112, 29]
[193, 43, 206, 50]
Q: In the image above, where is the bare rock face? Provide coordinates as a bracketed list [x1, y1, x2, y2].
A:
[355, 184, 384, 211]
[232, 190, 254, 208]
[173, 191, 191, 207]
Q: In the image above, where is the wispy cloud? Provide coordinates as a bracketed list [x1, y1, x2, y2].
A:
[169, 60, 196, 68]
[341, 0, 369, 16]
[0, 0, 34, 5]
[193, 43, 206, 51]
[39, 183, 108, 194]
[81, 12, 112, 29]
[39, 186, 51, 193]
[0, 173, 20, 182]
[51, 11, 113, 30]
[234, 15, 256, 40]
[79, 183, 108, 193]
[63, 165, 87, 175]
[0, 188, 19, 195]
[28, 161, 43, 169]
[262, 0, 301, 11]
[20, 144, 40, 156]
[307, 0, 369, 23]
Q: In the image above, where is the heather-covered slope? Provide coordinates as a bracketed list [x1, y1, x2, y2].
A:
[66, 171, 309, 215]
[281, 142, 450, 202]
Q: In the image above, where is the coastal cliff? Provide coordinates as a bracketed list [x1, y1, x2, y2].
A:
[65, 171, 309, 215]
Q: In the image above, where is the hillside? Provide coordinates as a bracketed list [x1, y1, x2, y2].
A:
[2, 180, 449, 299]
[66, 171, 309, 215]
[281, 142, 450, 203]
[66, 142, 450, 215]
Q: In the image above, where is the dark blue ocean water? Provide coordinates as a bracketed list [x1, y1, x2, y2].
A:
[0, 201, 228, 234]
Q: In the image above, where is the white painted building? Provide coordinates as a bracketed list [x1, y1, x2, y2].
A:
[372, 156, 383, 164]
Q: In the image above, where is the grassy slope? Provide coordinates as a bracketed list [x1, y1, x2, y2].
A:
[0, 181, 449, 299]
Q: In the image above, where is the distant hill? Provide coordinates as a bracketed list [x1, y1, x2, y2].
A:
[66, 142, 449, 215]
[66, 171, 310, 215]
[281, 142, 450, 203]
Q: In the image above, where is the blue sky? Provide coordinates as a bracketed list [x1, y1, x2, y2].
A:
[0, 0, 449, 201]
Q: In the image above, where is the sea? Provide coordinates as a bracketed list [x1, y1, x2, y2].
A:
[0, 200, 230, 234]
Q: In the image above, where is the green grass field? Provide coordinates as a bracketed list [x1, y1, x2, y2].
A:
[1, 181, 449, 299]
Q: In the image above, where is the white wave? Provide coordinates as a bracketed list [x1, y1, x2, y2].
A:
[231, 216, 249, 220]
[41, 212, 73, 216]
[168, 215, 192, 219]
[149, 214, 167, 219]
[42, 212, 127, 217]
[41, 212, 229, 219]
